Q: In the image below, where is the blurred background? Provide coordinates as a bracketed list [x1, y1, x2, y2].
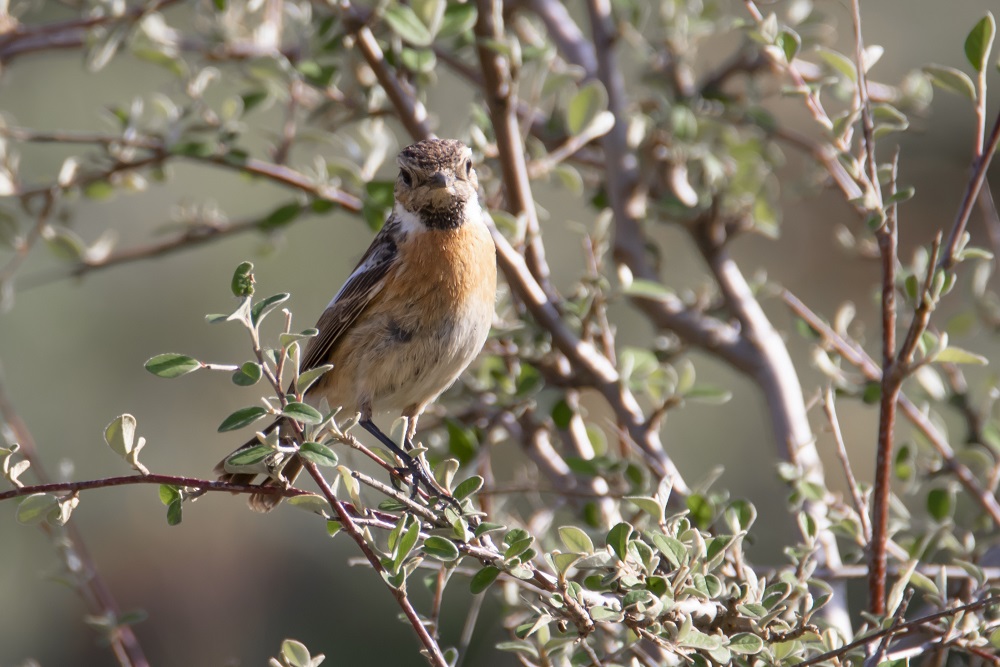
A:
[1, 0, 998, 664]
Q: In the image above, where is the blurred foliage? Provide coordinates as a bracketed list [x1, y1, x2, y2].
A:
[2, 0, 1000, 666]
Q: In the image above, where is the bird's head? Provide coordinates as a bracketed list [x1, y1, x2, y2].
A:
[394, 139, 479, 229]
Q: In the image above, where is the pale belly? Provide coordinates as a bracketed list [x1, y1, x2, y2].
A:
[312, 297, 493, 416]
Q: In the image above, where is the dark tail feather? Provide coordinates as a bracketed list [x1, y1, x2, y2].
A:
[214, 420, 303, 513]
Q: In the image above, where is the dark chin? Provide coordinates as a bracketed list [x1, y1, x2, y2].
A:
[419, 198, 467, 230]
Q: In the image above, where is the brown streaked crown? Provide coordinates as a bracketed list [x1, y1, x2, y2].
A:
[394, 139, 479, 229]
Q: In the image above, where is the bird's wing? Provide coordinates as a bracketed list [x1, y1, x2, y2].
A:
[299, 218, 402, 373]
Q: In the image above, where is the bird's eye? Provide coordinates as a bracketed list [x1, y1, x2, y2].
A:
[465, 159, 473, 178]
[399, 169, 413, 187]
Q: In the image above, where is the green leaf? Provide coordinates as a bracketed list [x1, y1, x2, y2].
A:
[923, 64, 976, 100]
[884, 186, 916, 207]
[393, 521, 421, 572]
[470, 565, 501, 593]
[816, 47, 858, 82]
[551, 399, 574, 429]
[251, 293, 290, 325]
[445, 419, 478, 463]
[606, 522, 631, 561]
[166, 498, 182, 525]
[384, 5, 434, 46]
[423, 536, 460, 561]
[551, 552, 582, 575]
[453, 475, 484, 500]
[558, 525, 595, 554]
[965, 13, 996, 73]
[82, 180, 115, 201]
[934, 346, 988, 365]
[158, 485, 180, 505]
[438, 3, 477, 38]
[686, 493, 714, 528]
[622, 278, 674, 300]
[590, 605, 623, 622]
[504, 536, 534, 561]
[144, 353, 201, 378]
[296, 364, 334, 394]
[231, 261, 255, 297]
[218, 406, 269, 432]
[282, 402, 323, 425]
[16, 493, 59, 524]
[776, 30, 800, 63]
[927, 488, 954, 520]
[729, 632, 764, 655]
[299, 441, 338, 467]
[652, 533, 686, 568]
[280, 329, 319, 348]
[259, 202, 302, 231]
[226, 444, 272, 467]
[104, 414, 137, 458]
[566, 80, 608, 136]
[474, 522, 506, 537]
[232, 361, 262, 386]
[281, 639, 312, 667]
[626, 496, 664, 522]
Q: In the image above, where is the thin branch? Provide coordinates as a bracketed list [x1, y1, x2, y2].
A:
[796, 596, 1000, 667]
[0, 473, 312, 503]
[823, 387, 871, 542]
[0, 373, 149, 667]
[301, 460, 450, 667]
[0, 0, 183, 64]
[942, 109, 1000, 269]
[21, 217, 260, 289]
[869, 149, 900, 616]
[783, 290, 1000, 525]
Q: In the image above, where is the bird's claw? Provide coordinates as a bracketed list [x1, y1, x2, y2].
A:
[393, 458, 461, 512]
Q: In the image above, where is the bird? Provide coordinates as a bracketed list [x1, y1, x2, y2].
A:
[215, 138, 497, 512]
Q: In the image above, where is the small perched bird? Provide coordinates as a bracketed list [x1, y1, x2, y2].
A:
[216, 138, 497, 511]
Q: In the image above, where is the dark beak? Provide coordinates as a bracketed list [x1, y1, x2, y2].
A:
[429, 171, 453, 189]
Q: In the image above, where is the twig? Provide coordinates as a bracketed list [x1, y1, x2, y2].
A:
[0, 373, 149, 667]
[0, 473, 312, 503]
[942, 109, 1000, 269]
[20, 217, 260, 289]
[796, 596, 1000, 667]
[864, 589, 913, 667]
[869, 148, 900, 616]
[823, 387, 871, 542]
[0, 0, 183, 65]
[783, 290, 1000, 525]
[301, 460, 450, 667]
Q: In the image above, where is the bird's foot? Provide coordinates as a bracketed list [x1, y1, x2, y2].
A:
[393, 457, 461, 512]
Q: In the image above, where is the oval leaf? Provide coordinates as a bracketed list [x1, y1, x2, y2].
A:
[558, 525, 595, 554]
[384, 5, 434, 46]
[470, 565, 501, 594]
[282, 402, 323, 425]
[145, 353, 201, 378]
[232, 361, 263, 386]
[218, 406, 269, 432]
[566, 80, 608, 136]
[299, 441, 338, 467]
[964, 13, 996, 73]
[422, 536, 460, 561]
[16, 493, 59, 525]
[923, 64, 976, 100]
[104, 414, 137, 457]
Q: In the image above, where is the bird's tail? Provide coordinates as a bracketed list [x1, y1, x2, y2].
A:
[214, 419, 304, 513]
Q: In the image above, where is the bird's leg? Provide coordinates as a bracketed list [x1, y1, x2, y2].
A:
[359, 418, 459, 510]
